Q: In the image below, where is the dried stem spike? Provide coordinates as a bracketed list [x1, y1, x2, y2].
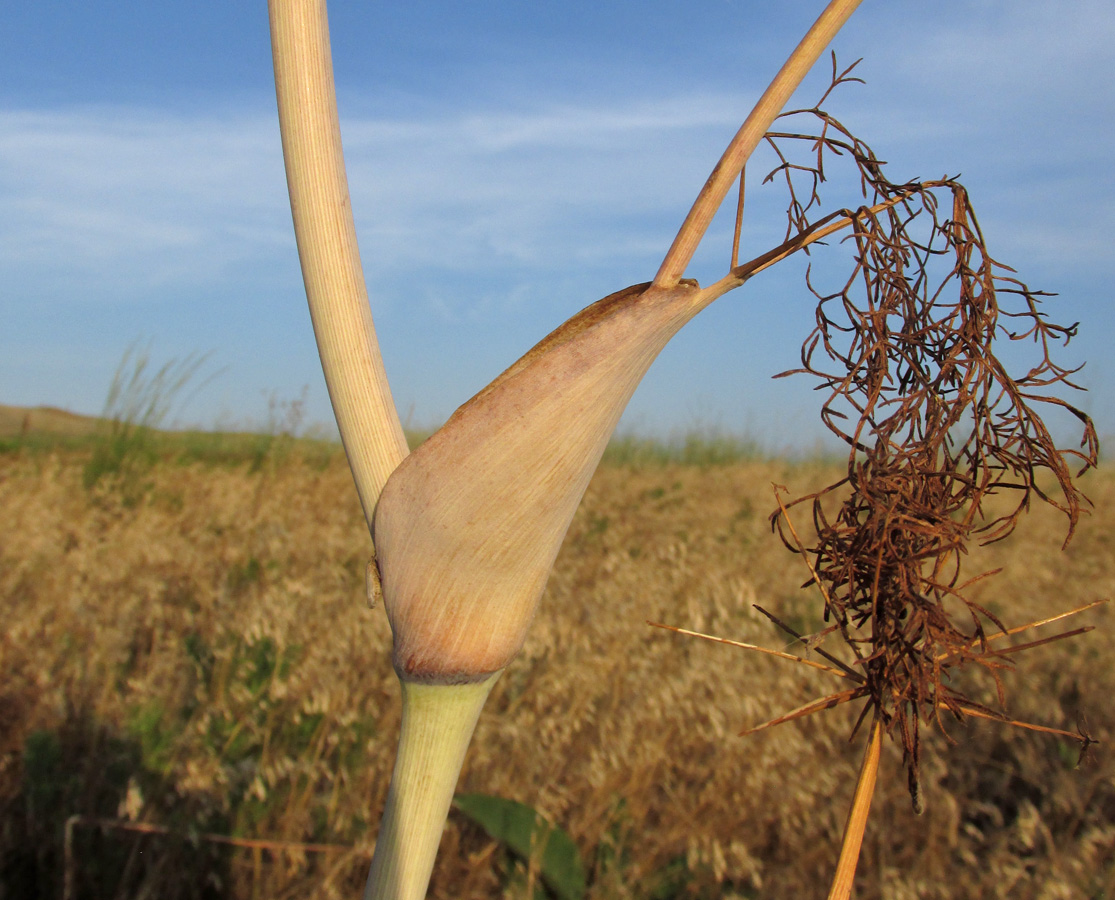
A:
[826, 718, 883, 900]
[731, 167, 746, 270]
[740, 688, 867, 737]
[648, 620, 859, 681]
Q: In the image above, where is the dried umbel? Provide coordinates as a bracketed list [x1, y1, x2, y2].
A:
[767, 58, 1098, 787]
[655, 59, 1101, 898]
[724, 61, 1102, 898]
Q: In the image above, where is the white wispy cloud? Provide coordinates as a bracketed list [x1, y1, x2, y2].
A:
[0, 107, 291, 301]
[0, 93, 754, 309]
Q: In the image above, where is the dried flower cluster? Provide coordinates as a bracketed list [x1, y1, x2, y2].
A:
[764, 60, 1100, 807]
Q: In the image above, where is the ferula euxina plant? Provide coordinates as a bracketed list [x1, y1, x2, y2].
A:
[269, 0, 869, 898]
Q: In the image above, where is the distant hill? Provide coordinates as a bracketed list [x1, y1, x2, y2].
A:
[0, 404, 103, 439]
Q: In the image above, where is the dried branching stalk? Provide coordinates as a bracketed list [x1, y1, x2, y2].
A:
[715, 57, 1101, 899]
[658, 56, 1102, 900]
[764, 57, 1099, 794]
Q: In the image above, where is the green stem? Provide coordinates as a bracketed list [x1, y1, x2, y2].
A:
[364, 674, 501, 900]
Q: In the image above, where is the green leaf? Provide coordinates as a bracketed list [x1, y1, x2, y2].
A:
[453, 793, 585, 900]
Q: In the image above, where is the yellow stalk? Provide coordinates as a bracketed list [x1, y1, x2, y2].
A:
[269, 0, 408, 525]
[654, 0, 865, 287]
[826, 717, 883, 900]
[363, 676, 499, 900]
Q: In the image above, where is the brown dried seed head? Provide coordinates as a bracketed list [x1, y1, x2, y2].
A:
[762, 68, 1098, 790]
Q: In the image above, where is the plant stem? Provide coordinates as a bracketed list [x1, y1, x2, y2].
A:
[268, 0, 408, 525]
[692, 194, 914, 308]
[653, 0, 864, 288]
[826, 716, 883, 900]
[364, 675, 501, 900]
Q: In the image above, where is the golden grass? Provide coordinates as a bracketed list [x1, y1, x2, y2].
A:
[1, 447, 1112, 898]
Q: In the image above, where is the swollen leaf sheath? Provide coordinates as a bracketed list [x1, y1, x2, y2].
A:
[374, 280, 707, 682]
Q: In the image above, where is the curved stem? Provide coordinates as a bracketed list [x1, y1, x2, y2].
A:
[653, 0, 864, 288]
[364, 675, 501, 900]
[269, 0, 408, 526]
[826, 716, 883, 900]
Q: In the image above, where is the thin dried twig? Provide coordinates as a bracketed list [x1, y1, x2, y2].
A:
[948, 598, 1107, 653]
[740, 688, 867, 737]
[648, 620, 858, 680]
[752, 604, 863, 680]
[731, 167, 746, 271]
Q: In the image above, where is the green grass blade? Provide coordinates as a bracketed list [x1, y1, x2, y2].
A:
[453, 793, 585, 900]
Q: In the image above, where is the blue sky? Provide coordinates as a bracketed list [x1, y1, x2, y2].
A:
[3, 1, 1113, 450]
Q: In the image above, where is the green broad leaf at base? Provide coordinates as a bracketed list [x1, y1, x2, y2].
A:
[453, 793, 586, 900]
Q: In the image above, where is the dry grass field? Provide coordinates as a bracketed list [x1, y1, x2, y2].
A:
[1, 433, 1112, 899]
